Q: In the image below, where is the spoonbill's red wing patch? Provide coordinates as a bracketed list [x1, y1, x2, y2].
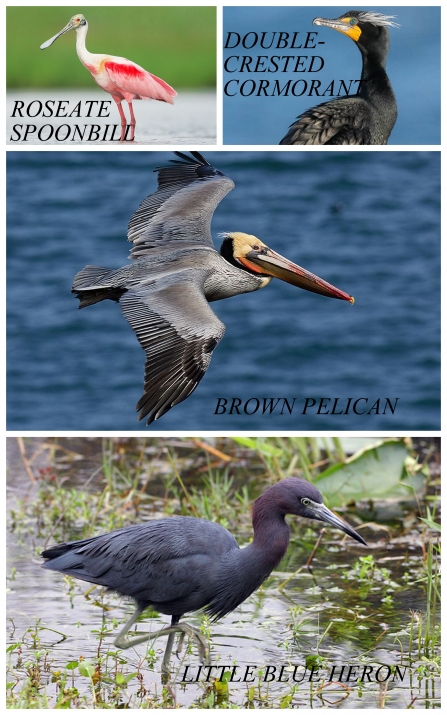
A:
[104, 61, 177, 104]
[105, 61, 145, 80]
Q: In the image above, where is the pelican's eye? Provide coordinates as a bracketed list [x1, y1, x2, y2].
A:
[301, 498, 311, 506]
[252, 245, 261, 251]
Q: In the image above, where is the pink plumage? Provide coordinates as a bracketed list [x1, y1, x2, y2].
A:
[104, 61, 176, 104]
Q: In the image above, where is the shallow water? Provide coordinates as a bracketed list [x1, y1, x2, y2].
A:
[7, 90, 216, 145]
[7, 151, 440, 430]
[223, 6, 440, 145]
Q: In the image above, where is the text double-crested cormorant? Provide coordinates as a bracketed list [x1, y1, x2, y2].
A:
[280, 11, 398, 145]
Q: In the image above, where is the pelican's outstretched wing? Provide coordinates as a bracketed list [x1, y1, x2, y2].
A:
[127, 152, 235, 258]
[119, 278, 226, 424]
[280, 98, 373, 145]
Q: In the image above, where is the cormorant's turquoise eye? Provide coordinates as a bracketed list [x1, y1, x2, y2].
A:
[349, 18, 357, 25]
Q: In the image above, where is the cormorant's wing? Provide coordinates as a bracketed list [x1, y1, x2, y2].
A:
[127, 152, 235, 258]
[119, 278, 226, 424]
[280, 98, 373, 145]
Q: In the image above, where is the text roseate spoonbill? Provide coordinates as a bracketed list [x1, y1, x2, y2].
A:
[40, 14, 177, 141]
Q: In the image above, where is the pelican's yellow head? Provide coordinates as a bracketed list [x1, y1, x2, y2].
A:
[220, 231, 355, 302]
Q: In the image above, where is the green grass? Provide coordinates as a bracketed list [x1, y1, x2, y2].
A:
[7, 7, 216, 89]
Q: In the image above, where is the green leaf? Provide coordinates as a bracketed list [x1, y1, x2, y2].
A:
[65, 661, 78, 670]
[116, 672, 138, 686]
[314, 440, 423, 506]
[78, 661, 95, 678]
[420, 517, 441, 532]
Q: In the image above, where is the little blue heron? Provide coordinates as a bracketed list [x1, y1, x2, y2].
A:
[41, 477, 366, 671]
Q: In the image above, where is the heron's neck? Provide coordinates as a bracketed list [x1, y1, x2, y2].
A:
[249, 494, 290, 574]
[206, 496, 290, 620]
[75, 24, 92, 66]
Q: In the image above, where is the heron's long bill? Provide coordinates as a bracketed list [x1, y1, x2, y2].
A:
[315, 503, 367, 545]
[40, 19, 77, 49]
[246, 248, 355, 303]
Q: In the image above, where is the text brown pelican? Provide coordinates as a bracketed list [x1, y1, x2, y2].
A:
[73, 152, 354, 424]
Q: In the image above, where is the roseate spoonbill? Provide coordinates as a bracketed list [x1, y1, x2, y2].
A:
[42, 477, 366, 671]
[40, 14, 177, 141]
[280, 11, 398, 145]
[72, 152, 354, 425]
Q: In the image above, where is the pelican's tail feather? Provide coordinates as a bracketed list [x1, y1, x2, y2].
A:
[72, 265, 124, 308]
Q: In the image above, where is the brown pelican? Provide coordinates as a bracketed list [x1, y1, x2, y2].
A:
[72, 152, 354, 425]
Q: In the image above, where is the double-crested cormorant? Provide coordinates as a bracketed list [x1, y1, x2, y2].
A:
[72, 152, 354, 425]
[280, 11, 398, 145]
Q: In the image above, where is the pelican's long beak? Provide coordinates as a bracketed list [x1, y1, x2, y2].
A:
[40, 19, 77, 49]
[314, 503, 367, 545]
[313, 16, 362, 42]
[245, 247, 355, 303]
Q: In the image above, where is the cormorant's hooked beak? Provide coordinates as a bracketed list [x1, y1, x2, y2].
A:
[40, 18, 78, 49]
[313, 16, 362, 43]
[244, 247, 355, 303]
[314, 503, 367, 545]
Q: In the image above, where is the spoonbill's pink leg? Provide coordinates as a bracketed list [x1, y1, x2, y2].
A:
[127, 102, 136, 142]
[115, 102, 128, 142]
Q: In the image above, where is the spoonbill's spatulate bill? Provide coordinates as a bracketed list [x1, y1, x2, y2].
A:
[280, 11, 398, 145]
[72, 151, 354, 425]
[42, 477, 366, 671]
[40, 14, 176, 141]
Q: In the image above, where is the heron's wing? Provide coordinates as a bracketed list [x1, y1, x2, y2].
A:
[104, 60, 176, 104]
[279, 98, 373, 145]
[127, 152, 235, 258]
[42, 519, 238, 606]
[119, 278, 226, 424]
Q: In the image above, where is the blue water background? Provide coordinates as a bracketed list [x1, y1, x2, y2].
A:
[7, 151, 440, 430]
[223, 6, 440, 145]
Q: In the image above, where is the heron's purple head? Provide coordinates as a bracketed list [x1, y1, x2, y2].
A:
[254, 477, 366, 545]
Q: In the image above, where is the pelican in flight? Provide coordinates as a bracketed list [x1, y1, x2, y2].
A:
[73, 152, 354, 425]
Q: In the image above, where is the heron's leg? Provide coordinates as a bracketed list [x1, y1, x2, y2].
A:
[127, 102, 136, 141]
[161, 615, 180, 671]
[115, 101, 127, 142]
[175, 630, 186, 656]
[113, 605, 145, 649]
[114, 609, 210, 671]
